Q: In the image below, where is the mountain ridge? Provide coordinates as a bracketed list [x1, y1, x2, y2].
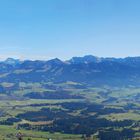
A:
[2, 55, 140, 65]
[0, 55, 140, 87]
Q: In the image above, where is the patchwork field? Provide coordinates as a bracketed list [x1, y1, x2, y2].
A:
[0, 82, 139, 139]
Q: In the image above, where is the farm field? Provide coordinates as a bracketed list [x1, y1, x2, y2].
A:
[0, 81, 140, 140]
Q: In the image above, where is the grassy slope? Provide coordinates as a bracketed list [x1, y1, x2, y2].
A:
[0, 125, 83, 140]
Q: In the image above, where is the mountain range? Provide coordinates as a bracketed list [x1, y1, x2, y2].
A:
[1, 55, 140, 87]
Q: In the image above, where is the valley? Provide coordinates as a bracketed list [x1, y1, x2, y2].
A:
[0, 56, 140, 139]
[0, 81, 140, 140]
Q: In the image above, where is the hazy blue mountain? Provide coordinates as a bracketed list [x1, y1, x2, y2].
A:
[1, 55, 140, 87]
[69, 55, 102, 64]
[46, 58, 64, 65]
[4, 58, 21, 65]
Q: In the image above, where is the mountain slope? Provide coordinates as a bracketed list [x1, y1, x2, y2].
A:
[0, 55, 140, 87]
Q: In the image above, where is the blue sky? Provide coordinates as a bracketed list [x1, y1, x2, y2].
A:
[0, 0, 140, 60]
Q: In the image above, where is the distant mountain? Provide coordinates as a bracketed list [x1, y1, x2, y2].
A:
[4, 58, 21, 65]
[69, 55, 102, 64]
[1, 55, 140, 87]
[46, 58, 64, 65]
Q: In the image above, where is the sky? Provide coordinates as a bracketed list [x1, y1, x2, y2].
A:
[0, 0, 140, 60]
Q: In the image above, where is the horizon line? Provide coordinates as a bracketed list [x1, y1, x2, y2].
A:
[2, 55, 140, 61]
